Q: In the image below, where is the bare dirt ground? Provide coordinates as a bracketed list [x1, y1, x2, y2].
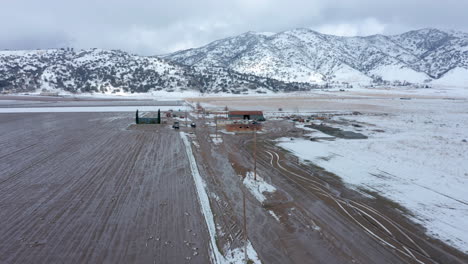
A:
[187, 112, 468, 264]
[0, 95, 183, 108]
[0, 112, 210, 263]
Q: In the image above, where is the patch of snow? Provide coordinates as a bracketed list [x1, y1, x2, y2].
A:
[224, 241, 261, 264]
[210, 134, 223, 145]
[273, 137, 295, 143]
[268, 211, 281, 222]
[294, 123, 316, 132]
[220, 130, 236, 135]
[331, 65, 373, 84]
[243, 171, 277, 203]
[304, 129, 335, 139]
[180, 132, 220, 263]
[370, 65, 431, 83]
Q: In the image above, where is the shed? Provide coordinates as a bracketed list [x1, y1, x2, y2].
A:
[226, 123, 262, 132]
[228, 111, 264, 121]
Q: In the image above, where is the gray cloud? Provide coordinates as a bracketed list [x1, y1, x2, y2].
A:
[1, 0, 467, 55]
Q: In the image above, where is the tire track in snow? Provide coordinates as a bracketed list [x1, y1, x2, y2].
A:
[263, 148, 433, 264]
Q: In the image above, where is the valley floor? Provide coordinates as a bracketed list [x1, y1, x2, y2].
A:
[189, 87, 468, 259]
[0, 88, 467, 263]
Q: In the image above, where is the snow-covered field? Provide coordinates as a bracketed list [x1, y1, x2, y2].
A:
[189, 85, 468, 114]
[278, 98, 468, 253]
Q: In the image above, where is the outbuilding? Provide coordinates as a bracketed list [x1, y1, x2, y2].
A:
[226, 122, 262, 132]
[228, 111, 264, 121]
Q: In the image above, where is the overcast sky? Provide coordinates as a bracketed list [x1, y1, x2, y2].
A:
[1, 0, 467, 55]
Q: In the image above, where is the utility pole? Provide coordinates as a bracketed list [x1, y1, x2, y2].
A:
[215, 115, 218, 139]
[243, 185, 248, 263]
[253, 127, 257, 181]
[202, 108, 205, 126]
[185, 109, 188, 127]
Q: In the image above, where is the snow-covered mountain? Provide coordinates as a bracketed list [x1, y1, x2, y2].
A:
[2, 28, 467, 95]
[0, 48, 315, 94]
[163, 28, 468, 87]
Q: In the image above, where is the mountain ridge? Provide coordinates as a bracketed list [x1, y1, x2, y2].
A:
[0, 48, 317, 94]
[162, 28, 468, 86]
[1, 28, 467, 95]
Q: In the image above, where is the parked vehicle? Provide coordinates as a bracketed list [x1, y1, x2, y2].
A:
[173, 121, 180, 129]
[190, 122, 196, 128]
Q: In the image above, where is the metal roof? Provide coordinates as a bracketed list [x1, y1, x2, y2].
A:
[228, 111, 263, 115]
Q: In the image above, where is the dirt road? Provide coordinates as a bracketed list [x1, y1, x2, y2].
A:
[0, 112, 210, 263]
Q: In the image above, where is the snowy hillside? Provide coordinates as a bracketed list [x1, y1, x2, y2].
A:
[164, 28, 468, 87]
[2, 28, 467, 95]
[0, 48, 316, 94]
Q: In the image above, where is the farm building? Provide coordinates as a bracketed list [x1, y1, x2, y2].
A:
[135, 109, 161, 124]
[226, 122, 262, 132]
[228, 111, 264, 121]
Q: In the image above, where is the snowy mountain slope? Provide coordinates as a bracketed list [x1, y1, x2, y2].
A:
[163, 28, 468, 86]
[2, 28, 466, 95]
[0, 48, 316, 94]
[391, 29, 468, 78]
[431, 67, 468, 87]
